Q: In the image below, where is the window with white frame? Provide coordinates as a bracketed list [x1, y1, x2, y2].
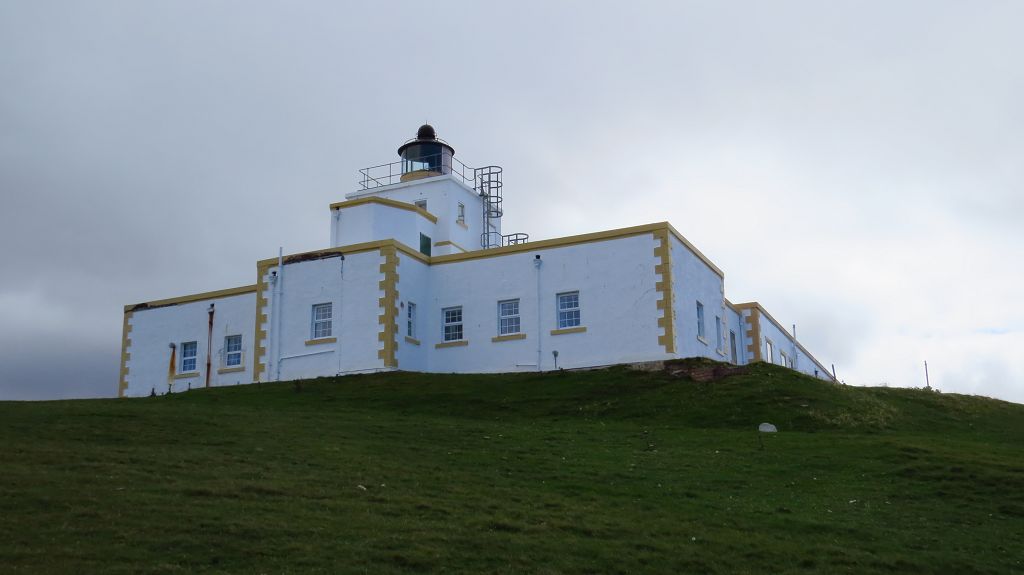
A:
[696, 302, 706, 339]
[780, 351, 790, 368]
[407, 302, 417, 338]
[765, 339, 775, 363]
[181, 341, 198, 373]
[729, 330, 738, 364]
[457, 202, 465, 223]
[443, 306, 463, 341]
[224, 335, 242, 367]
[498, 299, 520, 335]
[311, 303, 332, 339]
[557, 291, 581, 329]
[715, 315, 723, 351]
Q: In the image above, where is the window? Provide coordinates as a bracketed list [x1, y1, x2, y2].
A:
[696, 302, 706, 339]
[457, 202, 465, 223]
[765, 339, 775, 363]
[715, 315, 723, 351]
[419, 233, 431, 256]
[415, 199, 427, 211]
[181, 341, 198, 373]
[557, 291, 581, 329]
[224, 335, 242, 367]
[443, 306, 463, 341]
[312, 303, 332, 338]
[407, 302, 417, 338]
[780, 351, 789, 368]
[729, 330, 738, 364]
[498, 299, 520, 335]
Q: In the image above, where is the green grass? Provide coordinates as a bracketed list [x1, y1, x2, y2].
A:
[1, 361, 1022, 574]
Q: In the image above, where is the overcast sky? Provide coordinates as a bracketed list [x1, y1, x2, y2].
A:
[1, 1, 1021, 403]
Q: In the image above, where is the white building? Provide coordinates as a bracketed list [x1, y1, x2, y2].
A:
[119, 125, 834, 397]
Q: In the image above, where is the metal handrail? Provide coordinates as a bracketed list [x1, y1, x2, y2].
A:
[359, 153, 477, 190]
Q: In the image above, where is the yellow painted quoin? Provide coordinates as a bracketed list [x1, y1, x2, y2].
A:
[653, 228, 676, 354]
[118, 311, 134, 398]
[377, 245, 399, 368]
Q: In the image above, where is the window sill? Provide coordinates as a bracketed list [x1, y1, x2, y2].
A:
[492, 333, 527, 343]
[173, 372, 200, 380]
[404, 336, 421, 346]
[218, 366, 245, 374]
[435, 340, 469, 349]
[456, 220, 468, 229]
[550, 326, 587, 336]
[715, 349, 727, 358]
[697, 336, 708, 346]
[305, 337, 337, 346]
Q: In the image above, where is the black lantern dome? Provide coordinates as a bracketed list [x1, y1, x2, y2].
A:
[397, 124, 455, 181]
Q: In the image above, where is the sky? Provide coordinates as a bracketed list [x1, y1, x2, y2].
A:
[1, 1, 1022, 403]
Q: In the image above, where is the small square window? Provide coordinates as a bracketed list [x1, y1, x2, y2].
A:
[498, 299, 520, 335]
[224, 335, 242, 367]
[457, 202, 465, 223]
[312, 303, 332, 339]
[443, 306, 463, 342]
[557, 291, 580, 329]
[181, 341, 198, 373]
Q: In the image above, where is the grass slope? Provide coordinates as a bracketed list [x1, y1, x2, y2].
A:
[1, 362, 1022, 574]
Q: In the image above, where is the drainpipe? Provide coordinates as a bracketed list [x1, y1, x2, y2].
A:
[338, 253, 345, 374]
[206, 304, 215, 388]
[274, 247, 284, 381]
[792, 323, 799, 372]
[534, 254, 542, 371]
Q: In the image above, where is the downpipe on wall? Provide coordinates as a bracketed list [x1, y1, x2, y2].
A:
[534, 254, 542, 371]
[205, 303, 215, 388]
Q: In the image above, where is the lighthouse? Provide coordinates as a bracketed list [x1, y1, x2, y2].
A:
[397, 124, 455, 182]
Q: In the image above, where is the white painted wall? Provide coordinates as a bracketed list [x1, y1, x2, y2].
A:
[755, 308, 833, 379]
[339, 175, 491, 252]
[262, 250, 385, 382]
[669, 235, 727, 361]
[724, 304, 747, 365]
[332, 202, 436, 254]
[401, 234, 666, 373]
[124, 291, 255, 397]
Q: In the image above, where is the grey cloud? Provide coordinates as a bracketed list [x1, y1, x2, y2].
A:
[1, 1, 1021, 403]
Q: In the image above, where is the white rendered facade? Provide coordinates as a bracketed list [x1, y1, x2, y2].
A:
[119, 129, 835, 397]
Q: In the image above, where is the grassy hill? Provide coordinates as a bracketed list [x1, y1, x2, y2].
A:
[1, 362, 1022, 574]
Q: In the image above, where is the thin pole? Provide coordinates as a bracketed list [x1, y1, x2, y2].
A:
[924, 361, 931, 389]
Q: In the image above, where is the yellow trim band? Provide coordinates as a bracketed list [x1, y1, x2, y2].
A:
[305, 337, 337, 346]
[435, 340, 469, 348]
[217, 366, 245, 374]
[330, 197, 438, 224]
[492, 333, 527, 342]
[434, 240, 469, 253]
[550, 326, 587, 336]
[126, 284, 256, 312]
